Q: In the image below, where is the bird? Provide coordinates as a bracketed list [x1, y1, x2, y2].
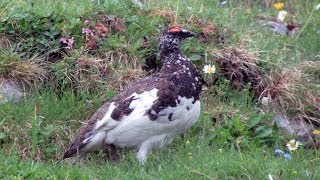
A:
[63, 26, 202, 164]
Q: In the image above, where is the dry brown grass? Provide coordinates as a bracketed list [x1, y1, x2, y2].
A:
[115, 68, 144, 91]
[0, 52, 48, 87]
[75, 57, 113, 91]
[148, 8, 175, 25]
[0, 35, 12, 50]
[57, 54, 145, 93]
[212, 46, 319, 127]
[299, 61, 320, 84]
[105, 50, 141, 70]
[104, 51, 145, 90]
[260, 63, 320, 126]
[212, 47, 264, 96]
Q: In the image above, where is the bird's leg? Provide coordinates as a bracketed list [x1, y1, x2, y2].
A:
[136, 141, 153, 165]
[70, 149, 82, 164]
[105, 144, 120, 163]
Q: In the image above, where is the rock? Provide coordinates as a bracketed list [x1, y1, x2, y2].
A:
[256, 15, 299, 37]
[267, 21, 287, 35]
[0, 79, 24, 104]
[273, 113, 314, 143]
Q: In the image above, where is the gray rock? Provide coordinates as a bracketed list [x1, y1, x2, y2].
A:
[273, 113, 314, 142]
[0, 79, 24, 104]
[256, 17, 299, 37]
[267, 21, 288, 35]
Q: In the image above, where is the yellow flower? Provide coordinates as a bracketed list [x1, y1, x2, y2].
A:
[274, 2, 284, 10]
[286, 139, 302, 151]
[186, 140, 190, 145]
[203, 64, 216, 74]
[313, 129, 320, 135]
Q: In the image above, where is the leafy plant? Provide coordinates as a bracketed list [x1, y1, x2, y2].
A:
[0, 10, 80, 59]
[212, 112, 281, 150]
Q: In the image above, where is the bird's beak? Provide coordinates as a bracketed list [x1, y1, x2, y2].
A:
[181, 29, 196, 38]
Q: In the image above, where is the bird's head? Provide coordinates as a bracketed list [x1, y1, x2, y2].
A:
[158, 26, 195, 54]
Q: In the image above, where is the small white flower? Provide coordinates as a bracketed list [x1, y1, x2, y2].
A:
[277, 10, 288, 22]
[203, 64, 216, 74]
[286, 139, 302, 151]
[316, 4, 320, 11]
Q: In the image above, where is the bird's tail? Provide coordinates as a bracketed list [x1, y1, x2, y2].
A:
[63, 132, 94, 159]
[63, 142, 85, 159]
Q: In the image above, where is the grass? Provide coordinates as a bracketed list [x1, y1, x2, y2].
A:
[1, 0, 320, 179]
[1, 144, 319, 179]
[1, 87, 319, 179]
[0, 90, 319, 179]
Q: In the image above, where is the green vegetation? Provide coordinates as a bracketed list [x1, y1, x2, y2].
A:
[0, 0, 319, 179]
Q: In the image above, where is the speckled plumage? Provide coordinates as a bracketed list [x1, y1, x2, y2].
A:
[63, 26, 202, 164]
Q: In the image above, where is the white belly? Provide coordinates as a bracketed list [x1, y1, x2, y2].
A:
[106, 98, 201, 148]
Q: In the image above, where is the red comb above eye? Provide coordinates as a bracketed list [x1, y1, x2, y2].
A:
[168, 27, 182, 33]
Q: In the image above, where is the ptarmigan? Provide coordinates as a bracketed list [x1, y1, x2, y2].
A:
[63, 26, 202, 164]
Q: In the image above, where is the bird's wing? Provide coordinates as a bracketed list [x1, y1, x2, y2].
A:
[63, 102, 111, 158]
[93, 75, 180, 131]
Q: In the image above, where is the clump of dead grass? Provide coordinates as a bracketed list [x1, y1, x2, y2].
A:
[260, 63, 320, 126]
[101, 51, 145, 90]
[54, 54, 144, 93]
[0, 51, 48, 87]
[212, 46, 319, 128]
[75, 57, 113, 92]
[113, 67, 144, 91]
[0, 36, 12, 50]
[105, 50, 141, 70]
[148, 8, 175, 24]
[299, 61, 320, 84]
[212, 47, 264, 96]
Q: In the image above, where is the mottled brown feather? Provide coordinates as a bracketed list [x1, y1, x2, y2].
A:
[63, 102, 110, 159]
